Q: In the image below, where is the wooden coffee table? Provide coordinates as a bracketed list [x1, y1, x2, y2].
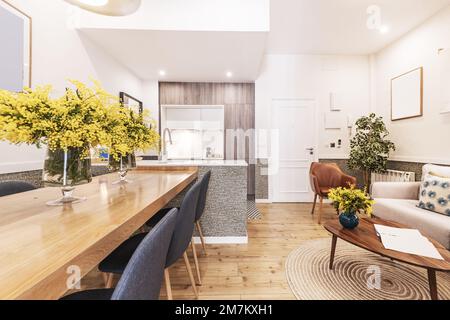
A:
[324, 217, 450, 300]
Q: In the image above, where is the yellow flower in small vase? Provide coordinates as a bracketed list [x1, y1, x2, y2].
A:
[328, 185, 375, 229]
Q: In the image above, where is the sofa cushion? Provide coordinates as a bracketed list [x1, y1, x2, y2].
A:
[418, 174, 450, 216]
[422, 164, 450, 180]
[373, 198, 450, 250]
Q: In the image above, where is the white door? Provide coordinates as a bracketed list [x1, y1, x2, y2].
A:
[270, 99, 317, 202]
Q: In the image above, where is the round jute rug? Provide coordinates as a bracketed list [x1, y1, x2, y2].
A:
[285, 238, 450, 300]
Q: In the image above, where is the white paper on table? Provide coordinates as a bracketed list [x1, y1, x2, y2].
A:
[374, 224, 444, 260]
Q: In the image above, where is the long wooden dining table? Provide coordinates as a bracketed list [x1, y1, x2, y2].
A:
[0, 168, 198, 300]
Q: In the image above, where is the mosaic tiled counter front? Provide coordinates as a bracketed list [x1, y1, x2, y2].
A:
[137, 160, 248, 243]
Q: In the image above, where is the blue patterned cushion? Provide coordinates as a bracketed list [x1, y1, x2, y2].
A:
[418, 174, 450, 216]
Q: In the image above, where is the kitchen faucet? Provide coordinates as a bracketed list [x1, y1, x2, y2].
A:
[160, 128, 173, 161]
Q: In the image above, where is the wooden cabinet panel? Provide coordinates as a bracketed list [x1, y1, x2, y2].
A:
[159, 82, 255, 195]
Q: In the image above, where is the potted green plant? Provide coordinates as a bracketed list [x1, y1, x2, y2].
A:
[348, 113, 396, 188]
[328, 186, 375, 229]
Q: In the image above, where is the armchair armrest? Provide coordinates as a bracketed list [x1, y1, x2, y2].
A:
[371, 182, 421, 200]
[310, 175, 320, 195]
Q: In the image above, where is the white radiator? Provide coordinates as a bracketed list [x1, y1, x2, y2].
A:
[371, 170, 416, 183]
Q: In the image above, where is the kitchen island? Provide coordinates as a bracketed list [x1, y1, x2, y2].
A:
[137, 160, 248, 243]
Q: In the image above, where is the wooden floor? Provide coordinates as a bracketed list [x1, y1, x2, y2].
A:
[80, 203, 337, 300]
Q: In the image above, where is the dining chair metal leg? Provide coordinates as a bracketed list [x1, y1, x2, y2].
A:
[191, 238, 202, 285]
[102, 272, 108, 286]
[311, 194, 318, 215]
[164, 268, 173, 300]
[183, 252, 199, 299]
[196, 221, 207, 255]
[105, 273, 114, 289]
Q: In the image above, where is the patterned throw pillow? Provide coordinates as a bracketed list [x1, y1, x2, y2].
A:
[418, 174, 450, 216]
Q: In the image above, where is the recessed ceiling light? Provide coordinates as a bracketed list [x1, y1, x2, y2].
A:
[379, 25, 390, 34]
[226, 71, 233, 78]
[159, 70, 166, 76]
[64, 0, 141, 16]
[77, 0, 109, 6]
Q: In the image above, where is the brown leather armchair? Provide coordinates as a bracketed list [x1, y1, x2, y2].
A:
[309, 162, 357, 224]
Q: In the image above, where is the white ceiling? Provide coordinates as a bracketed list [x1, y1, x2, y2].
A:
[80, 29, 267, 82]
[79, 0, 450, 81]
[268, 0, 450, 55]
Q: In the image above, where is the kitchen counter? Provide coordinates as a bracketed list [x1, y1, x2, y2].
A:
[137, 159, 248, 244]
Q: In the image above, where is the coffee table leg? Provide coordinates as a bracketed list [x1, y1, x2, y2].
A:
[427, 269, 438, 300]
[329, 235, 338, 270]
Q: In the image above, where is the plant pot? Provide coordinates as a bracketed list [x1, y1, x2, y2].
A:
[339, 212, 359, 229]
[43, 147, 92, 187]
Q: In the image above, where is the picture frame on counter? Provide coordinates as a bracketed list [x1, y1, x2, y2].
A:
[120, 91, 143, 114]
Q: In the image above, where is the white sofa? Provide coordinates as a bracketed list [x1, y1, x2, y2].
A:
[372, 164, 450, 250]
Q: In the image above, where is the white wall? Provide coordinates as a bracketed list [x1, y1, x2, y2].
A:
[139, 80, 159, 157]
[255, 54, 371, 159]
[375, 6, 450, 165]
[1, 0, 143, 174]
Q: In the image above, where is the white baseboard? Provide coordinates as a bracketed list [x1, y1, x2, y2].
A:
[192, 236, 248, 244]
[255, 199, 272, 204]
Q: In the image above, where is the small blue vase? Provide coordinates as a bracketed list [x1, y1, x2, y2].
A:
[339, 212, 359, 229]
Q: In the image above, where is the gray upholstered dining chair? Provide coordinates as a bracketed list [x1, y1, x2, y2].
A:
[0, 181, 37, 197]
[99, 179, 202, 300]
[60, 208, 178, 300]
[145, 171, 211, 285]
[194, 171, 211, 255]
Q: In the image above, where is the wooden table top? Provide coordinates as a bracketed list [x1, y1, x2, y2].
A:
[324, 217, 450, 272]
[0, 169, 197, 300]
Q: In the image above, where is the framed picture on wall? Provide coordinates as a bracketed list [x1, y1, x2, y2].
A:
[391, 67, 423, 121]
[120, 92, 143, 114]
[0, 0, 32, 91]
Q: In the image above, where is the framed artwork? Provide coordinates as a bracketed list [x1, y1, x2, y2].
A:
[391, 67, 423, 121]
[120, 92, 143, 114]
[0, 0, 32, 91]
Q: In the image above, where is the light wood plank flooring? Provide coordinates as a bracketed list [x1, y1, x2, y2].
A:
[79, 202, 337, 300]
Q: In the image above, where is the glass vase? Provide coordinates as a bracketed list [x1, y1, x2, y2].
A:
[43, 147, 92, 206]
[109, 153, 136, 184]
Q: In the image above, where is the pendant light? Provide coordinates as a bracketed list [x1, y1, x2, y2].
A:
[64, 0, 141, 16]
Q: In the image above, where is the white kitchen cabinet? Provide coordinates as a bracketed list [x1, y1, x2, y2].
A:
[161, 105, 224, 160]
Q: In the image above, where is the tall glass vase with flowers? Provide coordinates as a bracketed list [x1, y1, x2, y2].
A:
[328, 185, 375, 229]
[0, 80, 115, 205]
[106, 106, 159, 184]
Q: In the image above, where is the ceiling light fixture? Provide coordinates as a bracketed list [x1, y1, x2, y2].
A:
[226, 71, 233, 78]
[159, 70, 166, 77]
[379, 25, 390, 34]
[64, 0, 141, 16]
[77, 0, 109, 6]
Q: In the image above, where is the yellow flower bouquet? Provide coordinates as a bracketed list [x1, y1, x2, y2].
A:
[0, 80, 159, 203]
[328, 185, 375, 229]
[106, 106, 160, 183]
